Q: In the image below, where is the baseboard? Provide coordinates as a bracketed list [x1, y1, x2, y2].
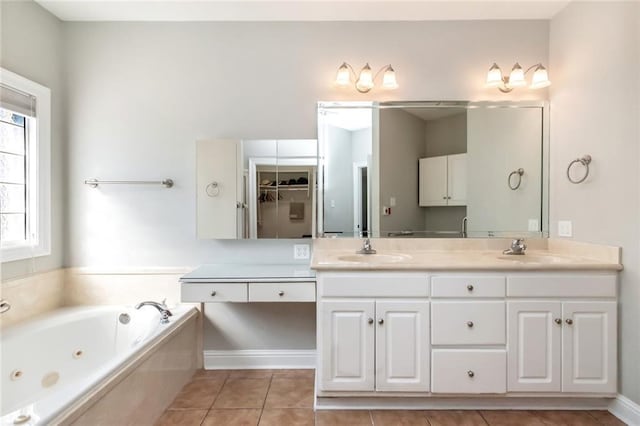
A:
[609, 394, 640, 425]
[203, 349, 316, 369]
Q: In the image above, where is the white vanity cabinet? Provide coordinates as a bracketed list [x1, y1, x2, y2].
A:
[317, 273, 430, 393]
[419, 153, 467, 207]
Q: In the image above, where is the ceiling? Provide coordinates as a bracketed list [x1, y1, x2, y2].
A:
[35, 0, 570, 22]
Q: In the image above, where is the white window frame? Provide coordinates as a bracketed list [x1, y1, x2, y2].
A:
[1, 68, 51, 262]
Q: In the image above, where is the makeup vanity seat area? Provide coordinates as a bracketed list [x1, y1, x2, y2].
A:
[180, 264, 316, 303]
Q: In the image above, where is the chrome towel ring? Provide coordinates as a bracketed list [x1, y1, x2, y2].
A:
[508, 168, 524, 190]
[206, 182, 220, 197]
[567, 155, 592, 184]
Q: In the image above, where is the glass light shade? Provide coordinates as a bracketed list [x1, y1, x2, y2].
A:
[485, 63, 503, 87]
[508, 63, 527, 87]
[382, 66, 398, 89]
[356, 64, 374, 91]
[336, 63, 351, 87]
[530, 65, 551, 89]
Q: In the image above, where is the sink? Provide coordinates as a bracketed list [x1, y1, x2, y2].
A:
[495, 254, 568, 264]
[337, 253, 412, 264]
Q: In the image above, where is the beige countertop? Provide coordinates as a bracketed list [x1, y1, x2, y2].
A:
[311, 238, 622, 271]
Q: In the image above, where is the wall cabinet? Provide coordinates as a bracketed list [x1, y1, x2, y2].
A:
[419, 153, 466, 207]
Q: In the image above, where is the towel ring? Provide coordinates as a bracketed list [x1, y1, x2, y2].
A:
[508, 168, 525, 190]
[206, 182, 220, 197]
[567, 155, 592, 184]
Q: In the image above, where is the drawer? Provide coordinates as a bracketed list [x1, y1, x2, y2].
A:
[432, 349, 506, 394]
[248, 282, 316, 302]
[507, 274, 617, 298]
[320, 273, 429, 297]
[181, 283, 248, 302]
[431, 276, 505, 298]
[432, 301, 505, 345]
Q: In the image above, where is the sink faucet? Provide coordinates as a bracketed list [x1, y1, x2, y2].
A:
[357, 237, 377, 255]
[0, 299, 10, 314]
[503, 238, 527, 255]
[135, 300, 173, 324]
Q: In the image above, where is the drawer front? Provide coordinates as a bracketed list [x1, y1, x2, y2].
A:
[507, 274, 617, 298]
[248, 282, 316, 302]
[432, 301, 505, 345]
[431, 276, 505, 298]
[181, 283, 248, 302]
[320, 273, 429, 297]
[432, 349, 507, 394]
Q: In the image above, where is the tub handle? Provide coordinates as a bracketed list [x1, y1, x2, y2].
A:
[0, 299, 10, 314]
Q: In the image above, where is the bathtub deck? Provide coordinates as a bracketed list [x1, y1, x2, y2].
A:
[154, 369, 625, 426]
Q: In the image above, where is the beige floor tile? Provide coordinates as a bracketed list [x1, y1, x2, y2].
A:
[192, 369, 231, 381]
[272, 369, 316, 379]
[169, 379, 225, 409]
[424, 410, 487, 426]
[228, 369, 275, 379]
[213, 378, 271, 409]
[259, 409, 315, 426]
[588, 410, 627, 426]
[202, 409, 262, 426]
[264, 377, 315, 408]
[155, 409, 207, 426]
[371, 410, 429, 426]
[316, 410, 373, 426]
[533, 410, 602, 425]
[479, 410, 546, 426]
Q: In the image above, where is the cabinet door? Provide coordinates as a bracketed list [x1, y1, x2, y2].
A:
[562, 302, 617, 393]
[320, 301, 375, 391]
[375, 300, 430, 392]
[447, 153, 467, 206]
[507, 301, 561, 392]
[419, 157, 447, 206]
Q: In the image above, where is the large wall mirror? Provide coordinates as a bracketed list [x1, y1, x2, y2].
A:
[317, 101, 549, 238]
[197, 139, 317, 239]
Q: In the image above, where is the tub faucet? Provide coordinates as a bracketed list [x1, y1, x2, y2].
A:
[135, 301, 173, 324]
[503, 238, 527, 255]
[357, 237, 377, 255]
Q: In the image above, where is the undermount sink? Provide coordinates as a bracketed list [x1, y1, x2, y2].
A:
[495, 254, 568, 264]
[337, 253, 412, 264]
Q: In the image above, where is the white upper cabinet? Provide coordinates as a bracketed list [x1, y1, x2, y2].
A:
[419, 154, 467, 207]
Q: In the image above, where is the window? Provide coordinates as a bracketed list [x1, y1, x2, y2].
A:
[0, 68, 51, 262]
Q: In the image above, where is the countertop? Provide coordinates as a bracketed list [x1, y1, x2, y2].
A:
[180, 263, 316, 283]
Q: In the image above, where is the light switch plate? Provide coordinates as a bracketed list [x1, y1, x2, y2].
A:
[528, 219, 539, 232]
[294, 244, 310, 260]
[558, 220, 573, 237]
[390, 197, 396, 207]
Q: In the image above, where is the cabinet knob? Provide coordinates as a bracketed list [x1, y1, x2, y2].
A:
[378, 318, 384, 325]
[447, 196, 452, 200]
[278, 291, 285, 296]
[554, 318, 562, 325]
[467, 284, 474, 291]
[467, 370, 475, 378]
[368, 318, 374, 325]
[565, 318, 573, 325]
[466, 321, 474, 328]
[211, 291, 217, 296]
[442, 196, 448, 200]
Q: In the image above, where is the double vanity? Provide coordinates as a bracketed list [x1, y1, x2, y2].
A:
[181, 237, 622, 410]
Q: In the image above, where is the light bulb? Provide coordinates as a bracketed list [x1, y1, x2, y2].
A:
[508, 62, 527, 87]
[356, 63, 374, 92]
[336, 63, 351, 87]
[485, 63, 503, 87]
[530, 64, 551, 89]
[382, 66, 398, 89]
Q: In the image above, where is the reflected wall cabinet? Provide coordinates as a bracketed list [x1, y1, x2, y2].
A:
[419, 154, 467, 207]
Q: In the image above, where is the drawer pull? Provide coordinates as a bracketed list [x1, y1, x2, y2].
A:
[278, 291, 285, 296]
[467, 370, 475, 378]
[211, 291, 217, 296]
[467, 284, 474, 291]
[378, 318, 384, 325]
[565, 318, 573, 325]
[466, 321, 474, 328]
[368, 318, 374, 325]
[554, 318, 562, 325]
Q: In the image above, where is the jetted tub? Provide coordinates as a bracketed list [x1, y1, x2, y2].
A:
[1, 305, 197, 425]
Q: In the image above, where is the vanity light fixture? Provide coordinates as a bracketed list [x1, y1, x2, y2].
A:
[335, 62, 398, 93]
[486, 62, 551, 93]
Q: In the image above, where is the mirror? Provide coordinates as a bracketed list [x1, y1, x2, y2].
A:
[197, 139, 317, 239]
[317, 101, 549, 238]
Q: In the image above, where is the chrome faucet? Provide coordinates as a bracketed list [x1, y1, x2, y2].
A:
[135, 300, 173, 324]
[357, 237, 377, 255]
[503, 238, 527, 255]
[0, 299, 10, 314]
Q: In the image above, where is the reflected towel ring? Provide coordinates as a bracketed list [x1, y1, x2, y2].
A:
[567, 155, 592, 184]
[508, 168, 525, 190]
[206, 182, 220, 197]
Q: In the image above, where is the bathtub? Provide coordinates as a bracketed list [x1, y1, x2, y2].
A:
[1, 304, 198, 426]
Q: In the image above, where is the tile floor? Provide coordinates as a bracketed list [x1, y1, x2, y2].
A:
[155, 369, 626, 426]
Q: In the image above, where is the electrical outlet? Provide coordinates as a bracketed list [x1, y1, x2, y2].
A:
[528, 219, 539, 232]
[558, 220, 573, 237]
[294, 244, 310, 260]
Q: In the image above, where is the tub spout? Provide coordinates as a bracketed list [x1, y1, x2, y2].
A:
[135, 301, 173, 324]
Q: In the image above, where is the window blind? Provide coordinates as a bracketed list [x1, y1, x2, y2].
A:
[0, 83, 36, 118]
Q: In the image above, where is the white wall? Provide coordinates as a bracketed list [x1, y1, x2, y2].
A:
[0, 1, 64, 281]
[550, 1, 640, 404]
